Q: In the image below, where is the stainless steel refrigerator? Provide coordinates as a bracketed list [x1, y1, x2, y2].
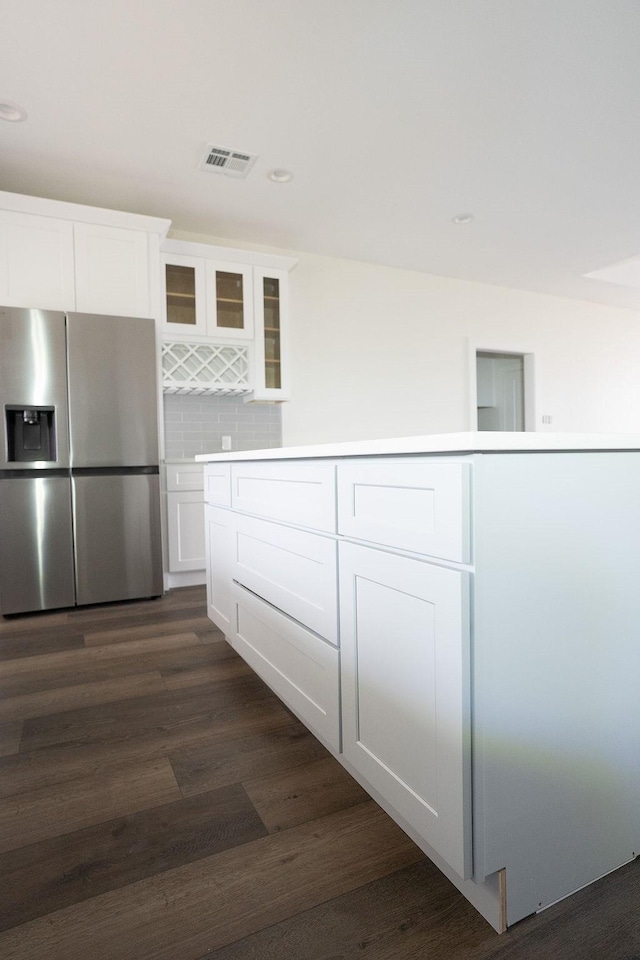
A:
[0, 306, 163, 615]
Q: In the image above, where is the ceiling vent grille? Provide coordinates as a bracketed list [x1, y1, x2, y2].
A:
[199, 144, 258, 179]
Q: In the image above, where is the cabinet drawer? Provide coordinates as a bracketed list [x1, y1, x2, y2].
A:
[233, 513, 338, 644]
[337, 459, 471, 562]
[231, 460, 336, 532]
[165, 463, 204, 492]
[233, 584, 340, 752]
[204, 463, 231, 506]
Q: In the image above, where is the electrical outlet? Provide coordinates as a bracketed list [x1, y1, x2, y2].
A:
[541, 415, 552, 425]
[221, 435, 232, 451]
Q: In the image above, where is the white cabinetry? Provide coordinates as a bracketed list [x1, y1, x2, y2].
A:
[204, 459, 340, 752]
[0, 191, 170, 318]
[339, 541, 471, 880]
[165, 463, 205, 585]
[251, 267, 290, 400]
[338, 458, 472, 880]
[202, 445, 640, 934]
[0, 210, 76, 310]
[161, 239, 296, 401]
[162, 252, 253, 340]
[74, 223, 151, 317]
[205, 503, 234, 634]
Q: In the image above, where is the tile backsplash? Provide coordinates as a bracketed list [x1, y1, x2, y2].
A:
[163, 395, 282, 459]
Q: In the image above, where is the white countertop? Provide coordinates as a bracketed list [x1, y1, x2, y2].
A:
[195, 432, 640, 462]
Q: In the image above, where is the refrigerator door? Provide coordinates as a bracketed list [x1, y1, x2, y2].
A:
[0, 475, 76, 614]
[0, 307, 70, 470]
[66, 313, 159, 467]
[72, 472, 163, 605]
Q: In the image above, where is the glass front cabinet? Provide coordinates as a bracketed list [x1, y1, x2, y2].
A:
[163, 254, 206, 334]
[252, 268, 289, 400]
[161, 243, 295, 401]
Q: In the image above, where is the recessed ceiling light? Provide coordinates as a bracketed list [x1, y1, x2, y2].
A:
[452, 213, 474, 225]
[0, 100, 27, 122]
[268, 169, 293, 183]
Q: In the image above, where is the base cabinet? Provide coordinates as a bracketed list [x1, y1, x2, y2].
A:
[203, 449, 640, 934]
[205, 504, 233, 635]
[339, 541, 471, 880]
[234, 584, 340, 751]
[167, 491, 205, 571]
[165, 463, 206, 586]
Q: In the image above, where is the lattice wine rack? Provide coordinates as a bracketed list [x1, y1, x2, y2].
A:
[162, 341, 251, 395]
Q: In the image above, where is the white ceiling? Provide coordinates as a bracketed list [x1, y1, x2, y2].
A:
[3, 0, 640, 309]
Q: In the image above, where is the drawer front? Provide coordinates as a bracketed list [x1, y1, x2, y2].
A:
[233, 513, 338, 644]
[204, 463, 231, 506]
[337, 459, 471, 562]
[165, 463, 204, 492]
[234, 584, 340, 752]
[231, 460, 336, 532]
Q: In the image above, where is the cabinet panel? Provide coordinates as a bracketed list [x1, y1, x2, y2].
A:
[204, 463, 231, 506]
[233, 513, 338, 644]
[252, 268, 290, 400]
[167, 491, 205, 572]
[165, 463, 204, 492]
[0, 211, 75, 310]
[205, 504, 234, 635]
[338, 459, 471, 562]
[74, 223, 150, 317]
[234, 584, 340, 751]
[339, 540, 471, 879]
[231, 460, 336, 531]
[162, 254, 207, 336]
[205, 261, 254, 340]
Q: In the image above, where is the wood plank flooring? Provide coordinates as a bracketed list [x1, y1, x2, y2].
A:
[0, 586, 639, 959]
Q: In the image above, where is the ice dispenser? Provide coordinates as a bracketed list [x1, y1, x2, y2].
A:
[5, 406, 56, 462]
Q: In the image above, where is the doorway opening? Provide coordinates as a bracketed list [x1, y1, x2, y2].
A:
[476, 350, 527, 431]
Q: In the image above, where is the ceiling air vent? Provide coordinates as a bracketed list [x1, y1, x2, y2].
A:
[199, 145, 258, 179]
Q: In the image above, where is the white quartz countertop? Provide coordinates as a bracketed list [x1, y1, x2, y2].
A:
[194, 431, 640, 462]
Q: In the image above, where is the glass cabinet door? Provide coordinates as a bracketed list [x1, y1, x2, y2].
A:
[252, 267, 289, 400]
[205, 262, 254, 339]
[263, 276, 281, 390]
[162, 255, 207, 335]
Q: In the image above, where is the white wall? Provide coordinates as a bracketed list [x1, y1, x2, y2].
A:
[169, 231, 640, 446]
[283, 251, 640, 444]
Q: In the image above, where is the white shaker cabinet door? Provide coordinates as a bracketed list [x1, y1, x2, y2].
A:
[0, 211, 75, 310]
[167, 491, 205, 572]
[74, 222, 150, 317]
[339, 540, 472, 879]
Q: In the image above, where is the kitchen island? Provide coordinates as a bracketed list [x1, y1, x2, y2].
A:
[197, 433, 640, 931]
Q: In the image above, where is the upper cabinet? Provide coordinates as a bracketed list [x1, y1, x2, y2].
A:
[252, 267, 289, 401]
[74, 223, 151, 317]
[0, 210, 76, 310]
[162, 254, 253, 340]
[163, 254, 206, 334]
[161, 239, 297, 402]
[0, 192, 298, 403]
[0, 191, 170, 318]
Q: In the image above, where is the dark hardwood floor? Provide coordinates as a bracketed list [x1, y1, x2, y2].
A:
[0, 585, 639, 959]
